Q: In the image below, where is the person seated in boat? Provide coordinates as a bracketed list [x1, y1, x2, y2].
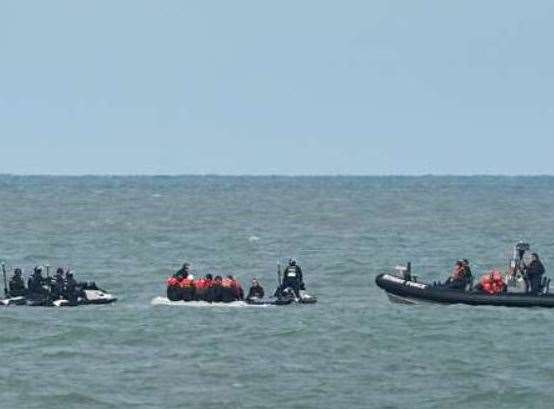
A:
[475, 271, 506, 294]
[180, 272, 195, 302]
[8, 268, 27, 297]
[194, 273, 214, 302]
[220, 275, 241, 302]
[247, 278, 265, 300]
[524, 253, 545, 295]
[166, 263, 191, 301]
[210, 275, 224, 302]
[444, 261, 468, 290]
[281, 258, 305, 298]
[229, 275, 244, 300]
[27, 266, 49, 299]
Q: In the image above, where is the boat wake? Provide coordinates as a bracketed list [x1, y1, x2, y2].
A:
[150, 296, 270, 308]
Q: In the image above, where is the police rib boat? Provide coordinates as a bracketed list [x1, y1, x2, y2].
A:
[376, 273, 554, 308]
[376, 259, 554, 308]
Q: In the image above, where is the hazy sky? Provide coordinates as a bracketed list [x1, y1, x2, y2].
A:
[1, 1, 553, 175]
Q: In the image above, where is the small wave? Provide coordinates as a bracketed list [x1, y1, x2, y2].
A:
[150, 296, 269, 308]
[248, 235, 260, 242]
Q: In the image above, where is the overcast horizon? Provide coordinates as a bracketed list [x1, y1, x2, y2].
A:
[2, 1, 553, 175]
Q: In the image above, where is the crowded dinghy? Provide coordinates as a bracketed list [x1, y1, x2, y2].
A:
[1, 264, 117, 307]
[375, 242, 554, 308]
[160, 259, 317, 306]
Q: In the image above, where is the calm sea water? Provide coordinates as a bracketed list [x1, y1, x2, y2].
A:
[1, 175, 554, 409]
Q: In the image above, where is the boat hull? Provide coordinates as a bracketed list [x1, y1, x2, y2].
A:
[376, 273, 554, 308]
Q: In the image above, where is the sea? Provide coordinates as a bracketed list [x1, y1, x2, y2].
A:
[1, 175, 554, 409]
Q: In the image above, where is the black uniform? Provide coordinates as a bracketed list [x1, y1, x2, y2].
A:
[51, 269, 65, 299]
[8, 272, 26, 297]
[247, 284, 264, 300]
[27, 270, 48, 299]
[64, 274, 79, 304]
[282, 264, 304, 297]
[526, 259, 545, 294]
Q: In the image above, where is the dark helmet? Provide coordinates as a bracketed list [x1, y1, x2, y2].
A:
[227, 275, 234, 280]
[205, 273, 213, 280]
[182, 263, 191, 270]
[14, 268, 22, 276]
[289, 258, 297, 266]
[56, 267, 64, 275]
[34, 266, 43, 275]
[531, 253, 539, 259]
[214, 275, 222, 282]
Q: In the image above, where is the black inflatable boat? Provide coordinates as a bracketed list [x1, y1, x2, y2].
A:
[0, 289, 117, 307]
[375, 273, 554, 308]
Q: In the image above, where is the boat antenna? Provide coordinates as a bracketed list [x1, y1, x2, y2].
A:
[1, 263, 7, 297]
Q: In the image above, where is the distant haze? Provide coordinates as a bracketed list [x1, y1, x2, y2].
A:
[1, 1, 553, 175]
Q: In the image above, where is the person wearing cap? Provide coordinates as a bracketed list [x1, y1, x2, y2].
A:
[247, 278, 265, 300]
[8, 268, 26, 297]
[525, 253, 545, 294]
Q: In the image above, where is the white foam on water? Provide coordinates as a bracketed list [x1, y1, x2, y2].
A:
[150, 296, 270, 308]
[248, 235, 260, 242]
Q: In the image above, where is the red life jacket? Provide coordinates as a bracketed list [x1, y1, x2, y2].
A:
[194, 278, 206, 289]
[231, 280, 242, 297]
[180, 278, 194, 288]
[166, 277, 180, 287]
[222, 278, 233, 288]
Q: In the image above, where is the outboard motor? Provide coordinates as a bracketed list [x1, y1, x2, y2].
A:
[512, 241, 530, 272]
[394, 262, 412, 281]
[506, 241, 530, 293]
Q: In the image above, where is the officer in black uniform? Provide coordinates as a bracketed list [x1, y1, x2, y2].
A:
[281, 258, 304, 298]
[525, 253, 545, 294]
[8, 268, 27, 297]
[27, 266, 48, 299]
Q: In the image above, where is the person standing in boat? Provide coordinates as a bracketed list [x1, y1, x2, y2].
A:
[27, 266, 49, 299]
[64, 272, 80, 304]
[51, 267, 66, 300]
[8, 268, 27, 297]
[281, 258, 305, 298]
[525, 253, 545, 294]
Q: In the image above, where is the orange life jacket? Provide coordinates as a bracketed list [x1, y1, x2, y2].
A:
[194, 278, 207, 289]
[167, 277, 180, 287]
[180, 278, 194, 288]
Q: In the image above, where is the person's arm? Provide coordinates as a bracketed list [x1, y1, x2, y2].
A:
[260, 287, 265, 298]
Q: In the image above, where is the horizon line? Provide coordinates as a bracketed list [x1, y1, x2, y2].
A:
[2, 173, 554, 178]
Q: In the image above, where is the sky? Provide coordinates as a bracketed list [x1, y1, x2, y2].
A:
[1, 0, 553, 175]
